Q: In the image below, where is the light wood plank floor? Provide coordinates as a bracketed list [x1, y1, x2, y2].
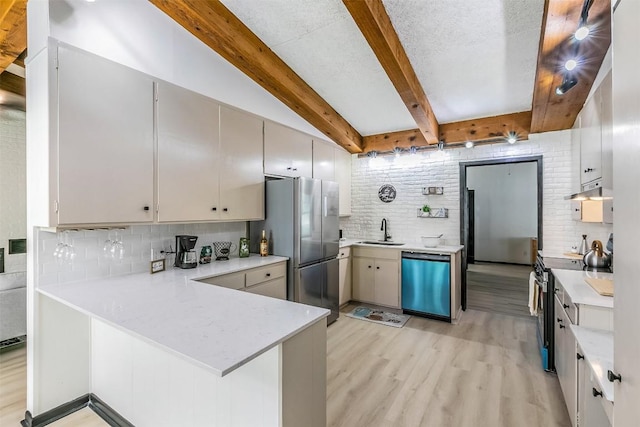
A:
[327, 305, 570, 427]
[467, 262, 533, 318]
[1, 307, 569, 427]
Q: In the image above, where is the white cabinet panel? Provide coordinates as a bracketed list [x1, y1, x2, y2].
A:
[335, 148, 352, 217]
[57, 45, 154, 225]
[156, 82, 220, 222]
[338, 248, 351, 306]
[245, 277, 287, 300]
[264, 121, 312, 178]
[352, 257, 374, 303]
[312, 140, 335, 181]
[219, 107, 264, 221]
[580, 90, 602, 186]
[613, 1, 640, 424]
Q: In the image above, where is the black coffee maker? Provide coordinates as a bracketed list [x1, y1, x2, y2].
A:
[175, 235, 198, 269]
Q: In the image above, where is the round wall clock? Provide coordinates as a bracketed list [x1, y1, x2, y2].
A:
[378, 184, 397, 203]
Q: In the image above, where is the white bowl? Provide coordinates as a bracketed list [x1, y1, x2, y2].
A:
[421, 236, 441, 248]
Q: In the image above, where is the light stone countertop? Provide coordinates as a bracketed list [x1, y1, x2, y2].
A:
[38, 255, 329, 377]
[538, 250, 582, 259]
[339, 238, 463, 254]
[571, 325, 614, 402]
[551, 269, 614, 308]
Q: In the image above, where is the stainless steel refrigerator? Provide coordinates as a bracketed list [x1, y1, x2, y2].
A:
[250, 177, 340, 324]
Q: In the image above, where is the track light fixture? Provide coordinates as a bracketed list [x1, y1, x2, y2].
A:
[393, 147, 403, 157]
[437, 140, 445, 151]
[506, 131, 518, 144]
[556, 73, 578, 95]
[367, 150, 377, 158]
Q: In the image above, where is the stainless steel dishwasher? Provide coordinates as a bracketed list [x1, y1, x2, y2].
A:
[401, 252, 451, 321]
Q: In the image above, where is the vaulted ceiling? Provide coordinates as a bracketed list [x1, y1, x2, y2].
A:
[0, 0, 26, 109]
[0, 0, 611, 154]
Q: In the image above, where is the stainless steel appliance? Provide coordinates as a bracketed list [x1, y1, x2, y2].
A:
[251, 177, 340, 324]
[175, 235, 198, 269]
[401, 252, 451, 321]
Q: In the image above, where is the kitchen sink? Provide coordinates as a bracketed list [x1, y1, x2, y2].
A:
[358, 240, 405, 246]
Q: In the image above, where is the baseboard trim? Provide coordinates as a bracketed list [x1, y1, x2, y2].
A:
[21, 393, 132, 427]
[89, 394, 134, 427]
[21, 394, 90, 427]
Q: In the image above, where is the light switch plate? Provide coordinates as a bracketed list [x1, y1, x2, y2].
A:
[150, 259, 165, 274]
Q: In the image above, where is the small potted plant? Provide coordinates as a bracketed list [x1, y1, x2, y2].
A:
[421, 204, 431, 217]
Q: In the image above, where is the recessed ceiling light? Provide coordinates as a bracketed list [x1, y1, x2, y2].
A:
[507, 132, 518, 144]
[565, 59, 578, 71]
[575, 25, 590, 41]
[464, 141, 474, 149]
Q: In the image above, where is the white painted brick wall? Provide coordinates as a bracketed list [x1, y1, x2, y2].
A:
[0, 108, 26, 273]
[36, 222, 246, 286]
[340, 129, 613, 255]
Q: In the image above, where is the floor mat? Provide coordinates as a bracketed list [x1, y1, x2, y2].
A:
[345, 306, 410, 328]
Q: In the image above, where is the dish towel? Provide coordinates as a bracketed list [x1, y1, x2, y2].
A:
[528, 271, 538, 316]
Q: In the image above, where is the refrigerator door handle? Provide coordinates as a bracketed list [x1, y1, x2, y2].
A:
[323, 196, 328, 217]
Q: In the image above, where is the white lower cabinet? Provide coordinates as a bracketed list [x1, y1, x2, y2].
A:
[352, 248, 400, 309]
[198, 262, 287, 300]
[555, 296, 577, 427]
[577, 345, 612, 427]
[337, 247, 351, 306]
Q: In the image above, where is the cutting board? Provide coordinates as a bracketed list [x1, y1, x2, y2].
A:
[585, 278, 614, 297]
[563, 252, 584, 259]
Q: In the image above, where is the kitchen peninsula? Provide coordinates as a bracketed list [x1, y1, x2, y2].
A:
[31, 255, 328, 427]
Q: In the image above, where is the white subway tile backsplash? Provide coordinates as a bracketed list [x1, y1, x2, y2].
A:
[35, 222, 247, 286]
[340, 130, 613, 254]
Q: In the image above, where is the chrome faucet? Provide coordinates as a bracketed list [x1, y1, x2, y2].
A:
[381, 218, 392, 242]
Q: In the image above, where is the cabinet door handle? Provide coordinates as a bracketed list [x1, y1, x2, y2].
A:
[577, 353, 584, 360]
[143, 206, 150, 211]
[266, 273, 271, 277]
[368, 265, 372, 269]
[563, 304, 570, 309]
[607, 370, 622, 383]
[592, 388, 603, 398]
[212, 207, 217, 211]
[286, 167, 292, 170]
[557, 317, 562, 323]
[223, 208, 228, 212]
[559, 324, 565, 329]
[376, 266, 380, 270]
[584, 167, 594, 173]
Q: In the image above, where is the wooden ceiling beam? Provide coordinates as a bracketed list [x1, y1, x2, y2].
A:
[0, 0, 27, 74]
[149, 0, 363, 153]
[530, 0, 611, 133]
[343, 0, 439, 145]
[363, 111, 532, 152]
[0, 69, 25, 97]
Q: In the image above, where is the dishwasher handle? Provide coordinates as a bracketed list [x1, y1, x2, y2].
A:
[401, 251, 450, 262]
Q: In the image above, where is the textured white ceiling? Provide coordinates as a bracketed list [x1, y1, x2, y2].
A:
[383, 0, 545, 123]
[220, 0, 544, 135]
[220, 0, 417, 136]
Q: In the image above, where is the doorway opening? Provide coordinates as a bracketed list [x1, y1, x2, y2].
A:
[459, 156, 542, 317]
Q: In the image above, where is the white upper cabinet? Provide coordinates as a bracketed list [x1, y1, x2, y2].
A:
[56, 45, 154, 225]
[312, 140, 335, 181]
[264, 121, 312, 178]
[156, 82, 220, 222]
[580, 88, 602, 186]
[334, 148, 352, 217]
[219, 106, 264, 221]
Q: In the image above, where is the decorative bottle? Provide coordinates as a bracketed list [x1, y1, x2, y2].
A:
[260, 230, 268, 257]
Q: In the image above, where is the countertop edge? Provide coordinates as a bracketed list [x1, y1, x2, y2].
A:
[37, 256, 329, 377]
